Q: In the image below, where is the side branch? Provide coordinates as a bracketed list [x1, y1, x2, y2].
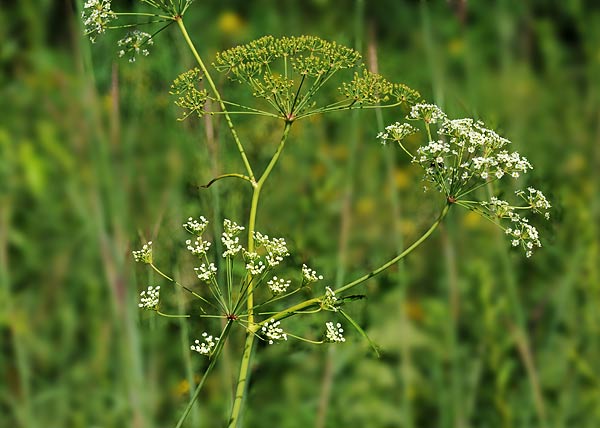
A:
[258, 203, 452, 327]
[200, 173, 256, 189]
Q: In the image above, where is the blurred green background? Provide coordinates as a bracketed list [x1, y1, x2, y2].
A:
[1, 0, 599, 427]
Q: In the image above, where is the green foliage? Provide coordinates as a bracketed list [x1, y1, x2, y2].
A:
[2, 1, 599, 428]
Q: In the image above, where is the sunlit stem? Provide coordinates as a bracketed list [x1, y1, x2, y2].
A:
[286, 333, 324, 345]
[175, 18, 256, 183]
[229, 121, 293, 428]
[200, 173, 255, 189]
[156, 310, 190, 318]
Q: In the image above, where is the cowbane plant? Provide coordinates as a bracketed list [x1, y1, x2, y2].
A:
[82, 1, 551, 427]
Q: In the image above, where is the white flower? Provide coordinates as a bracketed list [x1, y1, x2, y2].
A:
[322, 286, 338, 311]
[186, 237, 211, 256]
[254, 232, 290, 267]
[223, 219, 245, 236]
[117, 30, 154, 62]
[194, 263, 217, 281]
[504, 214, 542, 257]
[325, 322, 345, 343]
[222, 219, 245, 257]
[191, 332, 219, 356]
[516, 187, 551, 216]
[407, 103, 447, 124]
[133, 241, 153, 264]
[244, 251, 266, 275]
[302, 264, 323, 284]
[377, 122, 418, 144]
[138, 285, 160, 310]
[183, 216, 209, 235]
[82, 0, 116, 43]
[261, 319, 287, 344]
[267, 276, 291, 294]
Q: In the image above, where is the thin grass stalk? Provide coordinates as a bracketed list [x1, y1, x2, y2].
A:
[314, 3, 364, 427]
[368, 20, 414, 428]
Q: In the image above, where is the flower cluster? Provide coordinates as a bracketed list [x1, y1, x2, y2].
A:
[478, 196, 545, 257]
[170, 68, 209, 120]
[377, 122, 418, 145]
[325, 322, 345, 343]
[222, 219, 245, 257]
[82, 0, 116, 43]
[191, 332, 219, 356]
[302, 264, 323, 284]
[194, 263, 217, 281]
[186, 237, 211, 256]
[261, 319, 287, 344]
[117, 30, 153, 63]
[214, 35, 419, 119]
[253, 232, 290, 267]
[505, 216, 541, 258]
[517, 187, 551, 219]
[321, 286, 338, 311]
[408, 103, 447, 124]
[133, 241, 153, 264]
[244, 251, 266, 275]
[267, 276, 291, 294]
[215, 35, 361, 82]
[381, 103, 550, 257]
[138, 285, 160, 310]
[183, 216, 209, 235]
[340, 68, 421, 106]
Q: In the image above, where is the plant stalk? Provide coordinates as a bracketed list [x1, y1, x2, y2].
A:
[254, 203, 452, 329]
[176, 18, 256, 182]
[228, 121, 292, 428]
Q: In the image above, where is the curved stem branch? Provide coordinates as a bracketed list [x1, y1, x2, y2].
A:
[258, 203, 452, 327]
[200, 173, 255, 189]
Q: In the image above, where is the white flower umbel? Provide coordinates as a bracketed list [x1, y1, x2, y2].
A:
[186, 237, 211, 256]
[194, 263, 217, 281]
[191, 332, 219, 356]
[133, 241, 153, 264]
[244, 251, 266, 275]
[183, 216, 209, 235]
[377, 122, 418, 145]
[504, 214, 542, 258]
[408, 103, 447, 124]
[325, 322, 346, 343]
[253, 232, 290, 267]
[82, 0, 116, 43]
[267, 276, 291, 294]
[516, 187, 551, 219]
[138, 285, 160, 310]
[117, 30, 154, 63]
[222, 219, 245, 257]
[322, 286, 338, 311]
[261, 319, 287, 345]
[302, 264, 323, 284]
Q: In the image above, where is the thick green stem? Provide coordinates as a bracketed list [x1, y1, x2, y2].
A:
[176, 18, 256, 182]
[229, 121, 293, 428]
